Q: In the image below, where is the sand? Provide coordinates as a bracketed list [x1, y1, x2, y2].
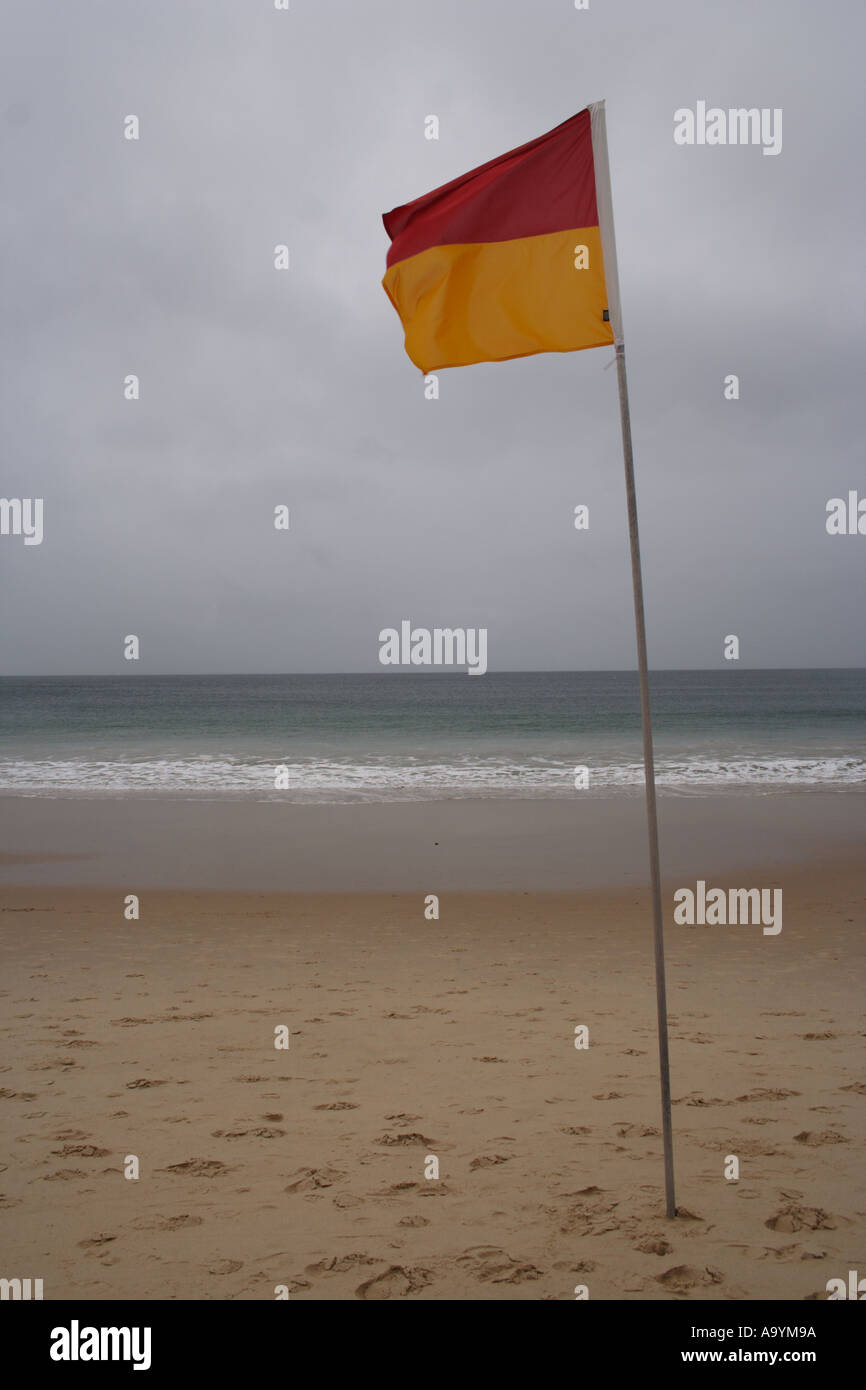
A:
[1, 854, 864, 1301]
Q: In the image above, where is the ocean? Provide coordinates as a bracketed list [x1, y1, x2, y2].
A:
[0, 669, 863, 802]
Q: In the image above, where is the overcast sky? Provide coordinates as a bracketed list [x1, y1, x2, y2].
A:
[1, 0, 863, 674]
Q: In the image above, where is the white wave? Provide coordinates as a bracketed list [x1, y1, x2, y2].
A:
[0, 753, 863, 800]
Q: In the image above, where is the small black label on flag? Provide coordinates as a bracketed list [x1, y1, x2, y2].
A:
[603, 309, 610, 321]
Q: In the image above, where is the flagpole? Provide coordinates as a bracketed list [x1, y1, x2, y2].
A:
[589, 101, 676, 1218]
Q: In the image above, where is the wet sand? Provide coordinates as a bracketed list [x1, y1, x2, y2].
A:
[0, 790, 863, 890]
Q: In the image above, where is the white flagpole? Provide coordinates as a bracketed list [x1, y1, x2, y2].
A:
[589, 100, 676, 1218]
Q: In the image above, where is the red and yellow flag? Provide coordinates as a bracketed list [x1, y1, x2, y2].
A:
[381, 107, 614, 372]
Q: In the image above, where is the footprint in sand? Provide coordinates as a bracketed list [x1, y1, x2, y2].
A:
[77, 1234, 117, 1249]
[306, 1254, 377, 1276]
[314, 1102, 358, 1111]
[655, 1265, 724, 1293]
[470, 1154, 512, 1169]
[736, 1088, 801, 1103]
[376, 1180, 452, 1198]
[764, 1204, 839, 1233]
[132, 1214, 203, 1231]
[125, 1079, 170, 1089]
[209, 1259, 243, 1275]
[375, 1132, 435, 1147]
[793, 1131, 849, 1147]
[559, 1188, 627, 1238]
[163, 1159, 230, 1177]
[696, 1136, 787, 1157]
[211, 1127, 286, 1139]
[284, 1166, 345, 1193]
[51, 1144, 110, 1158]
[456, 1246, 542, 1285]
[748, 1244, 803, 1261]
[676, 1094, 729, 1107]
[840, 1082, 866, 1094]
[356, 1265, 434, 1300]
[634, 1236, 672, 1256]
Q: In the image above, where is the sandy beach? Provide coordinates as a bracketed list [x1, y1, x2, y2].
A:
[1, 799, 863, 1301]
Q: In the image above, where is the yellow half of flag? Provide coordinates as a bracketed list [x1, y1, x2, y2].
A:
[381, 108, 614, 372]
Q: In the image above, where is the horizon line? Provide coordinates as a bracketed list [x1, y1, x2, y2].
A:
[1, 666, 864, 680]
